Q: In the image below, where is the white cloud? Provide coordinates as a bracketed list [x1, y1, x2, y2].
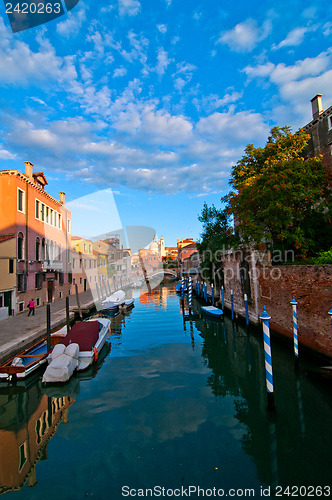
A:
[113, 67, 128, 78]
[0, 148, 16, 160]
[217, 18, 272, 53]
[118, 0, 141, 17]
[272, 26, 315, 50]
[156, 48, 172, 76]
[157, 24, 167, 34]
[56, 5, 87, 38]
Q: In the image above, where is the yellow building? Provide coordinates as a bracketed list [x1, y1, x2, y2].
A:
[70, 237, 97, 294]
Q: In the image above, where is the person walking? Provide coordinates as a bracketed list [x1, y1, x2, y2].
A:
[28, 299, 35, 316]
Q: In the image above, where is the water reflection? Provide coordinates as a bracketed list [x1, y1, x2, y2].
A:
[0, 379, 74, 495]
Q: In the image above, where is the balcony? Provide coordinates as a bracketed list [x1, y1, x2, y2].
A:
[42, 260, 63, 272]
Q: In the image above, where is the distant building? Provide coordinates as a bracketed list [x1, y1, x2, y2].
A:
[177, 239, 198, 275]
[71, 236, 97, 294]
[0, 162, 72, 316]
[303, 94, 332, 186]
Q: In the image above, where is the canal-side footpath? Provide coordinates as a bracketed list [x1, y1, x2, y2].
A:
[0, 290, 98, 364]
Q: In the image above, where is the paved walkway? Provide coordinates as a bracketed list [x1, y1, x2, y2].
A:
[0, 290, 103, 364]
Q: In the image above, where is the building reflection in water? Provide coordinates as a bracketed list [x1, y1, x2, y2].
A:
[0, 379, 74, 495]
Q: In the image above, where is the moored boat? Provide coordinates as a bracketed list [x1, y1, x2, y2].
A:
[121, 298, 135, 309]
[201, 306, 223, 318]
[101, 290, 125, 310]
[0, 338, 52, 381]
[42, 317, 111, 383]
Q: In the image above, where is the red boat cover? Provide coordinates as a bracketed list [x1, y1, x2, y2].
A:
[60, 321, 100, 351]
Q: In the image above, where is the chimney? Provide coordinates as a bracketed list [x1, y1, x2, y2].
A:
[311, 94, 323, 120]
[60, 192, 65, 204]
[24, 161, 33, 180]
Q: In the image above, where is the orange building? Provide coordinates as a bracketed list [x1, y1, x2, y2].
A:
[0, 162, 72, 315]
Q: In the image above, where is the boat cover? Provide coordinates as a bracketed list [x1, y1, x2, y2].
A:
[60, 321, 100, 351]
[42, 343, 79, 383]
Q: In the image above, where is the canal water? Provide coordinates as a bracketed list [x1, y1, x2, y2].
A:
[0, 284, 331, 499]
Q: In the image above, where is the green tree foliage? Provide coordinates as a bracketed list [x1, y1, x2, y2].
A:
[224, 126, 332, 258]
[197, 202, 239, 280]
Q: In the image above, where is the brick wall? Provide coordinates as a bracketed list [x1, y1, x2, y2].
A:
[218, 250, 332, 358]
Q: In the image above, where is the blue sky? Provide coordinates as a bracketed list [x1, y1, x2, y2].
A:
[1, 0, 332, 246]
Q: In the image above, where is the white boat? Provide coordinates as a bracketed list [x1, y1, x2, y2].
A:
[42, 318, 111, 383]
[101, 290, 125, 310]
[121, 298, 135, 308]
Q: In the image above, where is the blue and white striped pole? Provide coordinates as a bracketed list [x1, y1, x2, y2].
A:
[221, 286, 224, 311]
[244, 293, 249, 326]
[188, 277, 192, 314]
[181, 276, 184, 299]
[231, 289, 234, 321]
[329, 304, 332, 331]
[260, 306, 275, 411]
[212, 283, 214, 306]
[291, 296, 298, 360]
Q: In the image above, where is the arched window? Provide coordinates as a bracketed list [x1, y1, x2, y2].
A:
[41, 238, 46, 260]
[35, 237, 40, 261]
[17, 232, 24, 260]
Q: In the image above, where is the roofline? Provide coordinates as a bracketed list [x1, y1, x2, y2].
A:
[0, 169, 71, 211]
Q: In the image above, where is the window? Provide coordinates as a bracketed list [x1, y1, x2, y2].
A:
[73, 258, 76, 269]
[17, 232, 24, 260]
[59, 273, 64, 285]
[41, 239, 46, 260]
[89, 245, 91, 252]
[67, 218, 71, 233]
[73, 278, 76, 285]
[18, 442, 27, 472]
[68, 272, 72, 284]
[46, 206, 49, 224]
[17, 188, 24, 212]
[328, 115, 332, 131]
[35, 272, 43, 290]
[35, 200, 40, 219]
[35, 237, 40, 261]
[41, 204, 45, 222]
[18, 301, 24, 312]
[80, 277, 82, 285]
[9, 259, 14, 274]
[59, 291, 62, 299]
[50, 209, 53, 226]
[58, 214, 61, 228]
[36, 297, 40, 306]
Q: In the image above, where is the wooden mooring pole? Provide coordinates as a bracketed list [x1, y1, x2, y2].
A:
[66, 296, 70, 333]
[46, 303, 51, 351]
[75, 283, 83, 319]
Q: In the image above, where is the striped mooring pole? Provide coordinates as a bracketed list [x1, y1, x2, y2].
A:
[181, 276, 184, 299]
[329, 304, 332, 331]
[221, 286, 224, 311]
[260, 306, 275, 411]
[231, 290, 234, 321]
[204, 282, 207, 302]
[290, 296, 299, 360]
[188, 277, 192, 314]
[211, 283, 214, 306]
[244, 293, 249, 326]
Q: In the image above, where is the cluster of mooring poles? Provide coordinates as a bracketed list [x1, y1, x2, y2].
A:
[183, 277, 332, 413]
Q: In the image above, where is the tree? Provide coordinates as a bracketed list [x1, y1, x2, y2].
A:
[224, 126, 332, 259]
[197, 202, 239, 280]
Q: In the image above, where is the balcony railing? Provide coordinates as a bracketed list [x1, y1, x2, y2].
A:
[42, 260, 63, 272]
